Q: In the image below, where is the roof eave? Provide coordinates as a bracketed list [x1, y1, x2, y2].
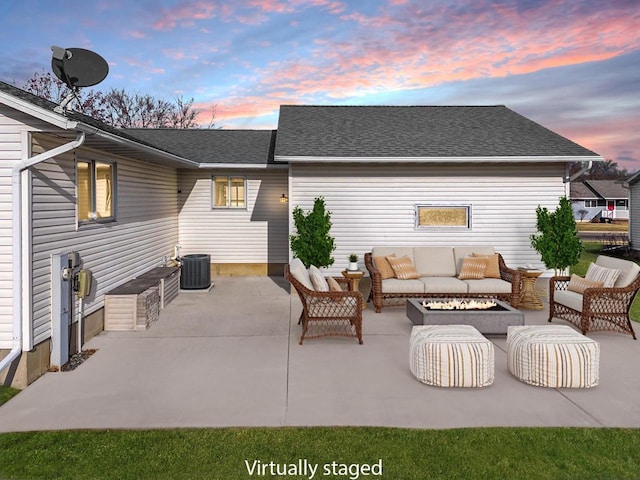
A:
[0, 90, 200, 168]
[197, 162, 287, 169]
[0, 89, 76, 130]
[274, 155, 604, 163]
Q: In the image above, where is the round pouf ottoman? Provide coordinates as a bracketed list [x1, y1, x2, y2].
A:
[409, 325, 495, 388]
[506, 325, 599, 388]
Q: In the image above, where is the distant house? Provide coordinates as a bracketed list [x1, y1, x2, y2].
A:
[0, 81, 603, 388]
[570, 180, 629, 221]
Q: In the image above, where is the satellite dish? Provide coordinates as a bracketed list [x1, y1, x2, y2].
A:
[51, 46, 109, 88]
[50, 46, 109, 113]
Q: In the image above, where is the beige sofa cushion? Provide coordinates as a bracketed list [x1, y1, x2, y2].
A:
[454, 246, 495, 275]
[554, 290, 584, 312]
[595, 255, 640, 288]
[413, 247, 456, 277]
[381, 278, 425, 293]
[420, 277, 469, 294]
[371, 247, 414, 263]
[464, 278, 512, 294]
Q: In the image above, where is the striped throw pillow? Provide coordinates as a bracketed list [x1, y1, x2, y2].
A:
[567, 274, 604, 294]
[458, 256, 488, 280]
[373, 254, 396, 279]
[308, 265, 329, 292]
[472, 253, 501, 278]
[585, 263, 621, 288]
[387, 255, 420, 280]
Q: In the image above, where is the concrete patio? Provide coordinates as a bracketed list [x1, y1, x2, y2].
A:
[1, 276, 640, 432]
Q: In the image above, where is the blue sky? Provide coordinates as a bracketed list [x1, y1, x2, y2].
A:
[1, 0, 639, 169]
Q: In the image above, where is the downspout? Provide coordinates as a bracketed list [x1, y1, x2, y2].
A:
[0, 131, 86, 377]
[567, 161, 593, 182]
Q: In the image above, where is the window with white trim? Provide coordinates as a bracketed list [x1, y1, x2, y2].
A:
[77, 160, 115, 223]
[212, 176, 247, 208]
[415, 205, 471, 229]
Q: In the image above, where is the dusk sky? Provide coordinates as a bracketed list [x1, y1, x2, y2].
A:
[1, 0, 638, 170]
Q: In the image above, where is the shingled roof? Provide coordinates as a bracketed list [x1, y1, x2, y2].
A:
[274, 105, 600, 159]
[124, 129, 276, 164]
[581, 180, 628, 199]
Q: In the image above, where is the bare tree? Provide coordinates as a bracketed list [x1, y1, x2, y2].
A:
[20, 71, 206, 129]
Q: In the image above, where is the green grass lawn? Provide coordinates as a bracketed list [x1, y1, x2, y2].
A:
[0, 427, 639, 479]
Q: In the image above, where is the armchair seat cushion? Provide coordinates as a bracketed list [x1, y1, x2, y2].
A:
[554, 290, 584, 313]
[381, 278, 425, 294]
[420, 277, 468, 294]
[464, 278, 513, 294]
[308, 297, 359, 317]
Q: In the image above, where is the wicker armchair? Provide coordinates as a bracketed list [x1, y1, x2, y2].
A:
[549, 256, 640, 339]
[285, 264, 363, 345]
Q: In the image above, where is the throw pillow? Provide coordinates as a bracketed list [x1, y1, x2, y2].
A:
[386, 255, 420, 280]
[326, 276, 343, 292]
[585, 263, 621, 288]
[373, 254, 396, 279]
[309, 265, 329, 292]
[567, 274, 604, 294]
[472, 252, 501, 278]
[458, 256, 488, 280]
[289, 258, 315, 291]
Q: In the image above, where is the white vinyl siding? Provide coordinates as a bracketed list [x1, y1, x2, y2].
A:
[30, 135, 179, 345]
[630, 183, 640, 250]
[290, 163, 567, 275]
[178, 169, 288, 264]
[0, 106, 51, 348]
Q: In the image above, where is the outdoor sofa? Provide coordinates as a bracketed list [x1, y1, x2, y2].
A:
[365, 246, 522, 313]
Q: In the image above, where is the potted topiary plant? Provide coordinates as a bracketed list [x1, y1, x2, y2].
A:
[289, 196, 336, 268]
[348, 253, 359, 271]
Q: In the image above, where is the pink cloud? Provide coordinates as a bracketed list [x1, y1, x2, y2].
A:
[152, 1, 219, 31]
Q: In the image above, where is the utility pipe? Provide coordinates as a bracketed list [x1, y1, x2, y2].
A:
[0, 131, 86, 377]
[568, 161, 593, 182]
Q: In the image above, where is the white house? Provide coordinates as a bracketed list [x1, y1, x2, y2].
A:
[0, 82, 603, 388]
[570, 179, 629, 222]
[274, 105, 602, 273]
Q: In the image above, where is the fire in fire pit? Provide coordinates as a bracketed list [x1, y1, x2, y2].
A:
[421, 299, 497, 310]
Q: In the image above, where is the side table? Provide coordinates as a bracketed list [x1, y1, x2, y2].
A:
[518, 268, 543, 310]
[341, 270, 366, 309]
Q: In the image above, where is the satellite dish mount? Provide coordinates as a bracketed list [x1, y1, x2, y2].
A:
[50, 46, 109, 114]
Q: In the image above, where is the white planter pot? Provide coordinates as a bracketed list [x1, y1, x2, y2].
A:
[348, 262, 359, 271]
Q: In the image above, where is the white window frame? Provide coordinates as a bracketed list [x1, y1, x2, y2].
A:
[415, 204, 472, 229]
[211, 175, 247, 209]
[76, 158, 116, 224]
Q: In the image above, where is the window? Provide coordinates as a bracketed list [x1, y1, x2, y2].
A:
[616, 199, 629, 210]
[416, 205, 471, 229]
[212, 176, 246, 208]
[584, 200, 597, 208]
[77, 160, 115, 222]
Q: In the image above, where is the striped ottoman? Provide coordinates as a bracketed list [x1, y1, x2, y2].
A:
[506, 326, 599, 388]
[409, 325, 494, 388]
